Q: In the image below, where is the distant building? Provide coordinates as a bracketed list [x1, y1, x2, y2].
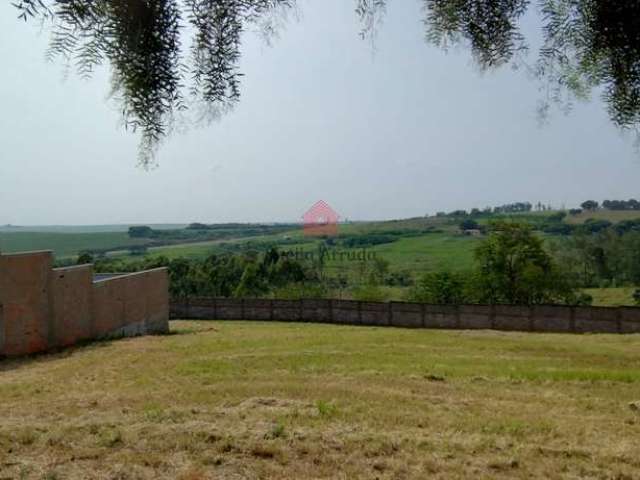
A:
[463, 229, 483, 236]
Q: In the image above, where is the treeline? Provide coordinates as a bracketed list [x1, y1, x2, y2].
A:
[579, 199, 640, 211]
[543, 218, 640, 236]
[85, 222, 590, 306]
[436, 198, 640, 219]
[92, 248, 321, 299]
[408, 222, 589, 305]
[325, 228, 438, 248]
[436, 202, 539, 218]
[551, 229, 640, 288]
[128, 223, 294, 240]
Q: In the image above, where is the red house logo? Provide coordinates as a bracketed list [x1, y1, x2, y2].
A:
[303, 200, 339, 237]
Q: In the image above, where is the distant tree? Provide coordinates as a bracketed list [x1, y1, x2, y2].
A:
[77, 252, 94, 265]
[543, 223, 574, 236]
[602, 199, 640, 210]
[493, 202, 532, 214]
[128, 226, 154, 238]
[579, 219, 612, 234]
[460, 219, 479, 231]
[475, 222, 579, 304]
[569, 208, 582, 215]
[450, 210, 467, 217]
[581, 200, 599, 211]
[186, 223, 210, 230]
[547, 211, 567, 223]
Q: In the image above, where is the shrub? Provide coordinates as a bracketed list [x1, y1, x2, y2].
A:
[407, 271, 471, 304]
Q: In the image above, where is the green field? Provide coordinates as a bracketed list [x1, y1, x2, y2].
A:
[1, 321, 639, 479]
[585, 287, 636, 307]
[0, 224, 186, 233]
[3, 213, 640, 306]
[0, 232, 150, 258]
[566, 210, 640, 224]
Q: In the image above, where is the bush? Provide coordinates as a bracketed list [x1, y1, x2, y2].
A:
[407, 271, 471, 304]
[543, 223, 574, 235]
[579, 219, 612, 234]
[460, 219, 479, 231]
[547, 211, 567, 222]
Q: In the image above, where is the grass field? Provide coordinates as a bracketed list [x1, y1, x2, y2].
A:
[0, 232, 150, 258]
[1, 321, 639, 479]
[585, 287, 636, 307]
[0, 224, 186, 233]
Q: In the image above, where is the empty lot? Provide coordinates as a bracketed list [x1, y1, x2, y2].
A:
[1, 321, 639, 479]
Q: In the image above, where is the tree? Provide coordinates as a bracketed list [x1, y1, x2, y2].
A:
[14, 1, 640, 164]
[581, 200, 599, 211]
[234, 263, 268, 297]
[408, 271, 469, 304]
[474, 222, 579, 304]
[128, 226, 154, 238]
[370, 257, 390, 284]
[460, 218, 479, 231]
[77, 252, 94, 265]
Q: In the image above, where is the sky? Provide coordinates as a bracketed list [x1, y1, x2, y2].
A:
[0, 0, 638, 225]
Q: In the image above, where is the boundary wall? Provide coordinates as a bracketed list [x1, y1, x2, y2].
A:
[171, 297, 640, 334]
[0, 251, 169, 357]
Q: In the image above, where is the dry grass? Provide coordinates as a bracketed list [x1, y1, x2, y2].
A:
[1, 321, 640, 479]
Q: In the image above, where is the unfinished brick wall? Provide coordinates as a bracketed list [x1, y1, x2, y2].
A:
[171, 297, 640, 334]
[0, 251, 169, 357]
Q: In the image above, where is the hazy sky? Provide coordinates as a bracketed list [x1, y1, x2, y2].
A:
[1, 0, 638, 225]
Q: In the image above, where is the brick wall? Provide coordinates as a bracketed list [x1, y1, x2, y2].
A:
[171, 297, 640, 334]
[0, 251, 169, 357]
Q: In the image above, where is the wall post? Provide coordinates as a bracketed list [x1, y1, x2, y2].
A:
[528, 305, 535, 332]
[569, 307, 576, 333]
[490, 304, 496, 330]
